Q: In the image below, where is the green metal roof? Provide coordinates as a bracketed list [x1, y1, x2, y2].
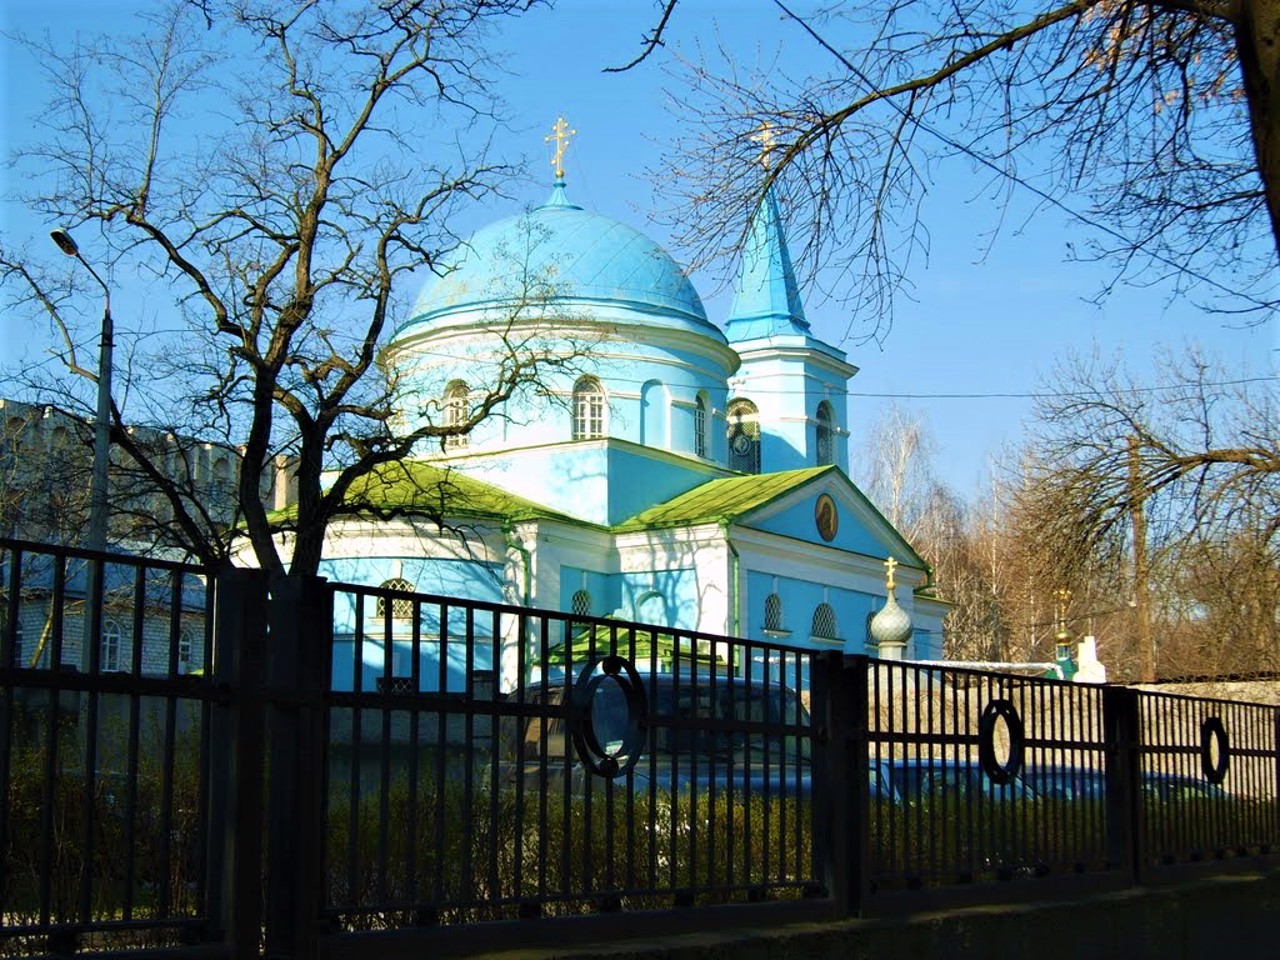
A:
[616, 466, 833, 531]
[304, 461, 574, 524]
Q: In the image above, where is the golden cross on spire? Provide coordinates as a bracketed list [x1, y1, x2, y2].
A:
[545, 116, 576, 180]
[1054, 588, 1073, 641]
[750, 121, 778, 170]
[884, 556, 898, 592]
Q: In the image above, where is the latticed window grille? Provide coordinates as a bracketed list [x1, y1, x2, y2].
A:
[812, 602, 838, 640]
[573, 376, 606, 439]
[444, 380, 470, 450]
[726, 399, 760, 474]
[815, 401, 835, 466]
[763, 593, 783, 632]
[571, 589, 592, 617]
[178, 629, 194, 674]
[376, 578, 416, 620]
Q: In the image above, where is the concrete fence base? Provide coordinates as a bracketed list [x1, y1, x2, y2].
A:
[477, 871, 1280, 960]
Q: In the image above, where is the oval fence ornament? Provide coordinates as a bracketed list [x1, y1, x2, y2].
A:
[570, 656, 648, 779]
[1200, 716, 1230, 785]
[978, 699, 1025, 786]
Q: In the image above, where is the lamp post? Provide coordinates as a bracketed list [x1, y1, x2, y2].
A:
[51, 228, 112, 673]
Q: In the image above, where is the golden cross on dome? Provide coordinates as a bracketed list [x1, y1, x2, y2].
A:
[750, 120, 778, 169]
[1054, 588, 1072, 639]
[545, 116, 576, 180]
[883, 556, 898, 591]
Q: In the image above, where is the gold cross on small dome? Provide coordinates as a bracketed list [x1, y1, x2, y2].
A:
[545, 116, 577, 179]
[883, 556, 898, 591]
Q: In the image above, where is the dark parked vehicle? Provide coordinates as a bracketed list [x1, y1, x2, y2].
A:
[511, 670, 812, 799]
[885, 758, 1039, 804]
[1021, 765, 1229, 802]
[1142, 772, 1229, 802]
[1021, 765, 1106, 801]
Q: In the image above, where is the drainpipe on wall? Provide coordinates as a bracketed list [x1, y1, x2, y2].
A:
[721, 520, 741, 638]
[501, 521, 532, 607]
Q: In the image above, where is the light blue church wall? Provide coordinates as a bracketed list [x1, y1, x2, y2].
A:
[462, 442, 719, 527]
[744, 569, 877, 654]
[640, 380, 669, 449]
[558, 565, 701, 633]
[914, 630, 943, 659]
[619, 569, 700, 630]
[558, 567, 618, 618]
[322, 555, 503, 693]
[752, 492, 892, 559]
[391, 329, 734, 460]
[604, 444, 722, 526]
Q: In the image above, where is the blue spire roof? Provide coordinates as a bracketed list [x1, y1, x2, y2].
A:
[724, 186, 810, 342]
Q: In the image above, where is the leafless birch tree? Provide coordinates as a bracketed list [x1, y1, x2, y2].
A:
[0, 0, 578, 577]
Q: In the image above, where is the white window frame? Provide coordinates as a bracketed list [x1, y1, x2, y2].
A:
[573, 377, 606, 440]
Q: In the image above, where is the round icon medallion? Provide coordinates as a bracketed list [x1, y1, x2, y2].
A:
[815, 493, 838, 542]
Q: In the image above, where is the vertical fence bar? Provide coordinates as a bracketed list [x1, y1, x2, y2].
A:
[205, 565, 268, 953]
[811, 650, 867, 917]
[264, 574, 330, 960]
[1103, 685, 1142, 886]
[0, 544, 20, 920]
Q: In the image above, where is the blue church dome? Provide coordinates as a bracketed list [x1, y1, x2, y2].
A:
[399, 182, 716, 338]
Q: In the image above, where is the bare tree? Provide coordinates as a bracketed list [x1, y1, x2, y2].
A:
[1015, 351, 1278, 677]
[623, 1, 1278, 335]
[0, 0, 579, 577]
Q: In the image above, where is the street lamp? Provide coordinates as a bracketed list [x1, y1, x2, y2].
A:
[51, 228, 113, 674]
[50, 228, 112, 554]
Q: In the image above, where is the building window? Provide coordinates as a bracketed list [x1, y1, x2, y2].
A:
[573, 376, 605, 440]
[726, 399, 760, 474]
[100, 620, 121, 672]
[443, 380, 470, 450]
[210, 456, 232, 507]
[693, 394, 708, 459]
[571, 589, 592, 618]
[178, 629, 194, 674]
[763, 593, 783, 633]
[812, 603, 838, 640]
[376, 578, 415, 620]
[815, 401, 835, 466]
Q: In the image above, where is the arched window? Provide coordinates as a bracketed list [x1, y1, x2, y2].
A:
[815, 401, 835, 466]
[726, 399, 760, 474]
[178, 628, 195, 675]
[571, 589, 592, 618]
[100, 620, 121, 672]
[763, 593, 783, 633]
[693, 393, 708, 459]
[573, 376, 605, 440]
[812, 603, 838, 640]
[443, 380, 470, 450]
[211, 456, 231, 504]
[376, 578, 415, 620]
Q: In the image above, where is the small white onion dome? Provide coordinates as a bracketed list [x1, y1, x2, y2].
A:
[870, 589, 912, 656]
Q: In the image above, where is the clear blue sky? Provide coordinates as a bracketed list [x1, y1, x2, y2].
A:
[3, 0, 1276, 500]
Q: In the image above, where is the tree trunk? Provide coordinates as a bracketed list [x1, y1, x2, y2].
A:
[1237, 0, 1280, 261]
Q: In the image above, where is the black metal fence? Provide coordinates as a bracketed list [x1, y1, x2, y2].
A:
[1, 538, 1278, 957]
